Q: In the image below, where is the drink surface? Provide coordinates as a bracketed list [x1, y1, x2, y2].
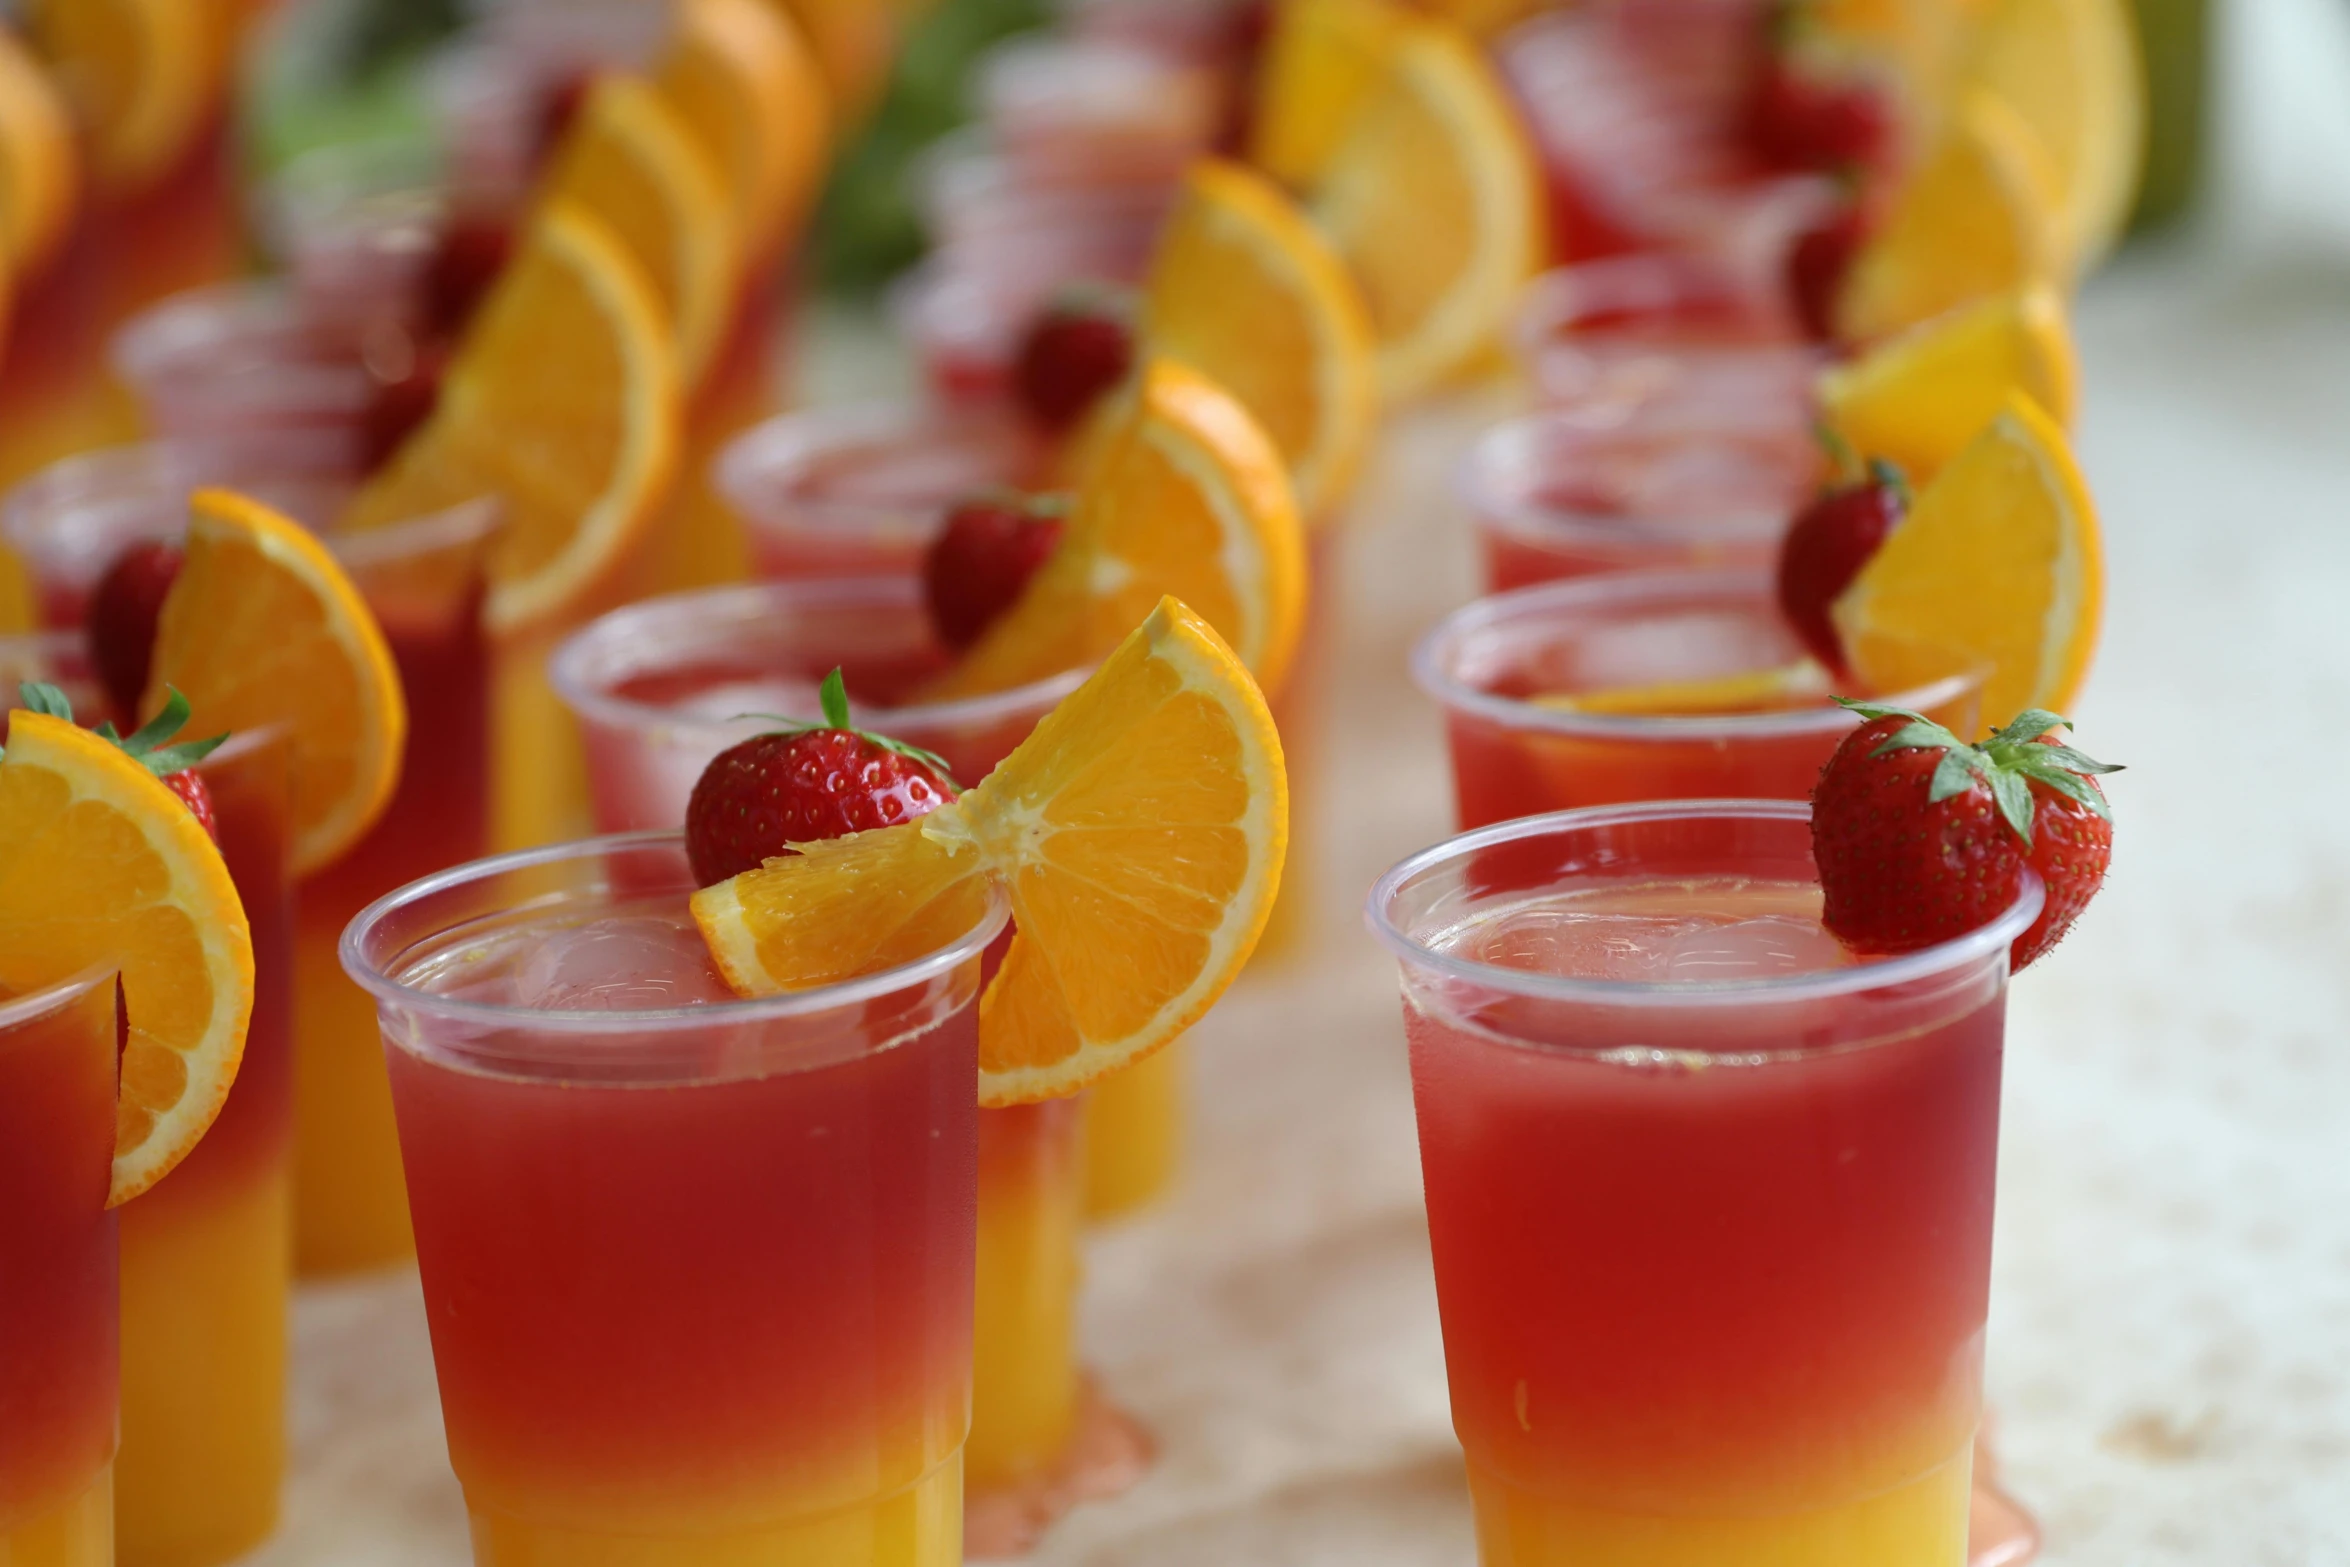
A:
[1406, 876, 1997, 1566]
[383, 893, 979, 1538]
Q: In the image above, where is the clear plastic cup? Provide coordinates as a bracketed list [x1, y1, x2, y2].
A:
[976, 34, 1220, 187]
[262, 139, 450, 341]
[550, 576, 1087, 830]
[1368, 800, 2039, 1567]
[1511, 254, 1825, 429]
[913, 130, 1177, 269]
[1498, 1, 1837, 274]
[1, 440, 501, 1278]
[718, 404, 1041, 580]
[1461, 408, 1813, 591]
[341, 830, 1007, 1565]
[111, 282, 380, 463]
[1413, 569, 1982, 830]
[0, 966, 119, 1567]
[1060, 0, 1264, 70]
[892, 218, 1153, 410]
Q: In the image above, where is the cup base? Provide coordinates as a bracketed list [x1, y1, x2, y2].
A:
[466, 1459, 962, 1567]
[1466, 1445, 1974, 1567]
[966, 1378, 1155, 1560]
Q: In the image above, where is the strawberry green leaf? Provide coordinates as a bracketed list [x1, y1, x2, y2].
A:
[1988, 767, 2037, 843]
[818, 667, 853, 730]
[1926, 748, 1982, 803]
[16, 680, 76, 721]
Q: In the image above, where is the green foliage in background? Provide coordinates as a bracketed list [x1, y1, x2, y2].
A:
[244, 0, 465, 177]
[809, 0, 1053, 297]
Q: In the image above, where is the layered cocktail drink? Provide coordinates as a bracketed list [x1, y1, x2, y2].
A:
[1414, 569, 1981, 828]
[342, 832, 1005, 1565]
[0, 968, 120, 1567]
[549, 579, 1127, 1512]
[1369, 801, 2042, 1566]
[0, 636, 294, 1567]
[2, 441, 498, 1276]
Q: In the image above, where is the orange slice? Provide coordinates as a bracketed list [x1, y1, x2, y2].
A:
[1833, 392, 2101, 729]
[1535, 660, 1834, 717]
[25, 0, 210, 195]
[766, 0, 895, 119]
[0, 29, 78, 275]
[0, 709, 252, 1205]
[1835, 88, 2063, 344]
[1304, 12, 1546, 400]
[340, 201, 681, 635]
[928, 357, 1308, 703]
[1963, 0, 2143, 270]
[1250, 0, 1414, 190]
[1819, 282, 2079, 479]
[539, 73, 737, 389]
[657, 0, 832, 263]
[695, 597, 1286, 1106]
[1144, 159, 1378, 524]
[145, 489, 407, 877]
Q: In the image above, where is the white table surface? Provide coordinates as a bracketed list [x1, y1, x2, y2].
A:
[256, 2, 2350, 1560]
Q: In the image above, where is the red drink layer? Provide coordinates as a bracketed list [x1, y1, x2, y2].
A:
[1416, 570, 1982, 829]
[345, 835, 1001, 1565]
[1373, 803, 2041, 1566]
[0, 971, 120, 1566]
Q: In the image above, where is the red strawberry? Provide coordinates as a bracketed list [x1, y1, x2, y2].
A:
[1786, 199, 1867, 343]
[87, 540, 183, 722]
[1812, 703, 2119, 971]
[683, 668, 962, 887]
[357, 335, 450, 475]
[1748, 58, 1895, 177]
[922, 490, 1068, 652]
[533, 70, 599, 169]
[1775, 454, 1907, 671]
[1012, 291, 1136, 434]
[8, 680, 227, 845]
[421, 215, 513, 339]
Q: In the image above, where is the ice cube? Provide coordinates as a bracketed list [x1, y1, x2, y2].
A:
[676, 678, 825, 726]
[508, 915, 738, 1012]
[1455, 905, 1707, 982]
[1660, 916, 1850, 983]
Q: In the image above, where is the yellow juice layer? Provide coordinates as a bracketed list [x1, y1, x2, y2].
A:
[0, 1466, 113, 1567]
[466, 1457, 961, 1567]
[1083, 1042, 1185, 1219]
[292, 921, 415, 1274]
[493, 631, 594, 855]
[118, 1161, 289, 1567]
[970, 1103, 1085, 1490]
[1467, 1446, 1974, 1567]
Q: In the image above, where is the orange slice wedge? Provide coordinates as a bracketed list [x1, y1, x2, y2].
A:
[0, 30, 78, 275]
[1833, 392, 2101, 729]
[658, 0, 832, 264]
[1304, 12, 1546, 400]
[928, 357, 1308, 703]
[1963, 0, 2143, 270]
[1145, 159, 1378, 524]
[1534, 660, 1835, 717]
[340, 201, 681, 635]
[539, 73, 737, 390]
[145, 489, 407, 877]
[1835, 89, 2064, 344]
[768, 0, 894, 119]
[1250, 0, 1414, 190]
[1819, 282, 2079, 479]
[26, 0, 210, 195]
[695, 597, 1287, 1106]
[0, 709, 253, 1205]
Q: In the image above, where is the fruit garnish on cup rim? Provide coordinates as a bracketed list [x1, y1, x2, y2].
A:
[1811, 699, 2118, 971]
[1, 690, 254, 1206]
[693, 597, 1287, 1107]
[683, 666, 962, 888]
[11, 680, 227, 843]
[1776, 431, 1910, 674]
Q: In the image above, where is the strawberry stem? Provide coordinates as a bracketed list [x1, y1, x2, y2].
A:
[6, 682, 227, 775]
[1833, 698, 2121, 845]
[728, 667, 959, 782]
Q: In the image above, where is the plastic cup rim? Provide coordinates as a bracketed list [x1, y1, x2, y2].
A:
[1364, 798, 2045, 1011]
[0, 965, 116, 1032]
[547, 575, 1091, 746]
[339, 827, 1013, 1041]
[1409, 566, 1985, 741]
[1454, 408, 1801, 551]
